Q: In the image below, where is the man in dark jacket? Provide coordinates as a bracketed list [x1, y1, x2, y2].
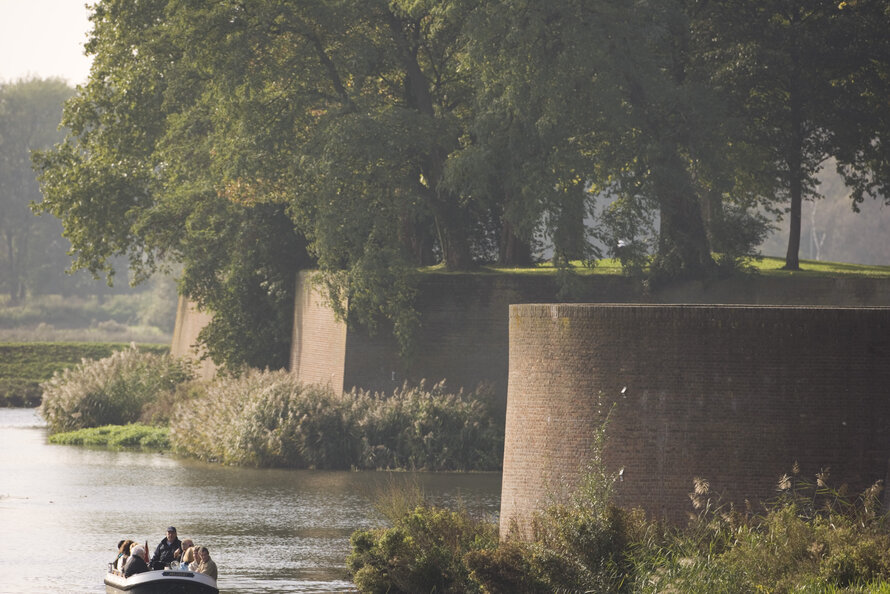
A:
[149, 526, 182, 570]
[124, 546, 149, 577]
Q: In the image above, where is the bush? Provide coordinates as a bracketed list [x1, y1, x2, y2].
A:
[347, 505, 498, 594]
[357, 380, 503, 471]
[169, 371, 502, 471]
[38, 345, 193, 432]
[170, 370, 363, 467]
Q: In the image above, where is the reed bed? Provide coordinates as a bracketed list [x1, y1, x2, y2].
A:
[169, 371, 502, 471]
[38, 345, 193, 432]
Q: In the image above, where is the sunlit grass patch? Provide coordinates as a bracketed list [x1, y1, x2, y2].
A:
[49, 423, 170, 450]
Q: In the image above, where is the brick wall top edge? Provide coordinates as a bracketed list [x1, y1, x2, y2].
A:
[510, 303, 890, 314]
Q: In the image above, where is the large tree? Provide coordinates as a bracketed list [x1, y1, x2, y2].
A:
[34, 0, 308, 369]
[462, 1, 726, 281]
[706, 0, 890, 270]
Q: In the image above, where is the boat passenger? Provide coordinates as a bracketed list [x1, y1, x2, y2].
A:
[174, 538, 194, 565]
[149, 526, 182, 570]
[115, 539, 135, 572]
[195, 546, 218, 580]
[181, 545, 198, 569]
[123, 546, 150, 577]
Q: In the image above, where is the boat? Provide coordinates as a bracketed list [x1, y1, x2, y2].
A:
[104, 564, 219, 594]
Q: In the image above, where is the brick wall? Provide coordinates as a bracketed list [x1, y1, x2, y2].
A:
[291, 274, 890, 411]
[169, 295, 217, 380]
[501, 304, 890, 534]
[290, 270, 348, 393]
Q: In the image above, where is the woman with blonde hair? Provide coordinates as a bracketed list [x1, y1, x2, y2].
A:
[181, 544, 198, 570]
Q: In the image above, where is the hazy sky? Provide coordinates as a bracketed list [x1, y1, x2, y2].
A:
[0, 0, 93, 86]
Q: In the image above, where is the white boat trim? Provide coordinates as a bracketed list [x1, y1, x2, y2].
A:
[104, 567, 218, 593]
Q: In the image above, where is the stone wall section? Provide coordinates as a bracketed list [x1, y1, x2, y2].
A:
[292, 274, 890, 410]
[501, 304, 890, 534]
[169, 295, 217, 381]
[290, 271, 347, 394]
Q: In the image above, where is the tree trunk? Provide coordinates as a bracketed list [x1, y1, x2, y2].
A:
[783, 43, 804, 270]
[651, 149, 714, 280]
[386, 9, 472, 271]
[499, 218, 532, 266]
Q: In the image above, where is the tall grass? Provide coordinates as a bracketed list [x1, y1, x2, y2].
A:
[349, 463, 890, 593]
[169, 371, 503, 471]
[0, 342, 169, 406]
[38, 345, 194, 432]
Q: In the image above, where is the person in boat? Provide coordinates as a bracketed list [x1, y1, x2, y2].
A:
[114, 539, 135, 572]
[174, 538, 194, 566]
[181, 544, 198, 570]
[123, 545, 150, 577]
[195, 546, 218, 580]
[149, 526, 182, 570]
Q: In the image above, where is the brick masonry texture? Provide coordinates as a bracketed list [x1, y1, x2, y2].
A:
[500, 304, 890, 535]
[284, 274, 890, 414]
[169, 295, 217, 380]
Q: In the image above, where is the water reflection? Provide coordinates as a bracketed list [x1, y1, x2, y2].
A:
[0, 409, 501, 593]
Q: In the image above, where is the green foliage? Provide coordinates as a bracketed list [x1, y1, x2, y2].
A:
[48, 423, 169, 450]
[346, 462, 890, 593]
[0, 341, 168, 407]
[169, 371, 502, 471]
[629, 470, 890, 593]
[347, 505, 498, 594]
[31, 0, 890, 363]
[38, 345, 193, 433]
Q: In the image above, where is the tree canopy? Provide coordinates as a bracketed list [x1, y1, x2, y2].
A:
[34, 0, 890, 368]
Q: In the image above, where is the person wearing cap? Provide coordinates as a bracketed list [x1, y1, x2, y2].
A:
[149, 526, 182, 570]
[124, 545, 149, 577]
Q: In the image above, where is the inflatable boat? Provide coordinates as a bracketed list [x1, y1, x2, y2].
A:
[104, 565, 219, 594]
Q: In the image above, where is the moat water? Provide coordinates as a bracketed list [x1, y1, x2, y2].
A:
[0, 408, 501, 593]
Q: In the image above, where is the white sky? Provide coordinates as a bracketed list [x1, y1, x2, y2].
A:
[0, 0, 93, 86]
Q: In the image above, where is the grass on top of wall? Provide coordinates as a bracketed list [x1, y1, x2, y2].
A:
[419, 257, 890, 278]
[0, 342, 170, 407]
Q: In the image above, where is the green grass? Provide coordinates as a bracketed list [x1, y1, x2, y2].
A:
[0, 342, 169, 407]
[419, 256, 890, 278]
[48, 423, 170, 450]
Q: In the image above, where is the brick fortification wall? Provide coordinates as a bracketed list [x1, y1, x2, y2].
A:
[291, 273, 890, 412]
[501, 304, 890, 533]
[169, 295, 217, 380]
[290, 271, 348, 393]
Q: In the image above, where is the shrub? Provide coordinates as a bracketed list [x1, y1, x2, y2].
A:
[38, 345, 193, 432]
[0, 342, 169, 407]
[169, 371, 502, 471]
[357, 380, 503, 471]
[170, 370, 363, 467]
[347, 504, 498, 594]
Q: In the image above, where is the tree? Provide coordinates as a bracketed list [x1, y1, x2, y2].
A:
[34, 0, 308, 369]
[0, 78, 75, 303]
[462, 1, 722, 281]
[705, 0, 890, 270]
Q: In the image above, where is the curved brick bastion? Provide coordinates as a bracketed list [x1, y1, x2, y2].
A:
[501, 304, 890, 534]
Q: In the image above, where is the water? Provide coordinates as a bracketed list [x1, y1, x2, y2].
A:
[0, 409, 501, 593]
